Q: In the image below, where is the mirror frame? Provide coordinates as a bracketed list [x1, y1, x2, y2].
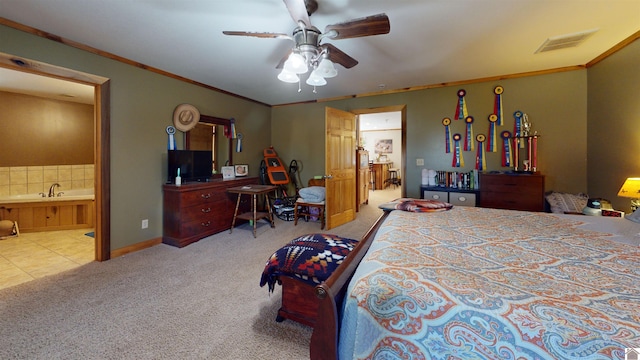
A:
[185, 114, 233, 166]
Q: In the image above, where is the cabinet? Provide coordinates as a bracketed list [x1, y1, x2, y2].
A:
[371, 162, 391, 190]
[163, 177, 258, 247]
[421, 186, 477, 207]
[479, 173, 545, 212]
[0, 200, 94, 232]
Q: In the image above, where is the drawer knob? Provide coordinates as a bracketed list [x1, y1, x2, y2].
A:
[432, 194, 440, 200]
[201, 207, 211, 213]
[201, 193, 211, 199]
[201, 221, 211, 227]
[458, 196, 467, 202]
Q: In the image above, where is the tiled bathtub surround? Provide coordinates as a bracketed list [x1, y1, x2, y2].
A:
[0, 164, 94, 197]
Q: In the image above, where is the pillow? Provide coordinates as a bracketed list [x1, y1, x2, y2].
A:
[545, 192, 589, 213]
[379, 198, 453, 212]
[260, 233, 358, 292]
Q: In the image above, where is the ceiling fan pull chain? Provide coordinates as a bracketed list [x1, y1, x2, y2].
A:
[298, 79, 302, 93]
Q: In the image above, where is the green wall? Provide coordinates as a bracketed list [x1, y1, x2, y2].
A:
[0, 24, 271, 251]
[272, 70, 589, 199]
[587, 39, 640, 212]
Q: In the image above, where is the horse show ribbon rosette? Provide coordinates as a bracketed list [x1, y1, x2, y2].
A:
[464, 116, 475, 151]
[454, 89, 468, 121]
[494, 86, 504, 126]
[486, 114, 498, 152]
[442, 117, 452, 153]
[476, 134, 487, 171]
[501, 130, 513, 167]
[452, 133, 464, 167]
[513, 110, 525, 148]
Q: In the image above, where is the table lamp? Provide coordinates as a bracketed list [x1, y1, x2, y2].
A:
[617, 177, 640, 212]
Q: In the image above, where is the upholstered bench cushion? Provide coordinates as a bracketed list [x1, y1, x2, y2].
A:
[260, 233, 358, 292]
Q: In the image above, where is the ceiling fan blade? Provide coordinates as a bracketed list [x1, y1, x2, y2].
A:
[324, 13, 390, 40]
[283, 0, 311, 27]
[324, 44, 358, 69]
[223, 31, 291, 40]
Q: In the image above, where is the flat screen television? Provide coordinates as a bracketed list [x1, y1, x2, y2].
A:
[168, 150, 212, 183]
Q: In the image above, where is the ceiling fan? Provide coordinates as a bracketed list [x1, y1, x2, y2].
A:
[223, 0, 390, 89]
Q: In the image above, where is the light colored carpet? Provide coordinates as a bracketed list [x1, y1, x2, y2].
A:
[0, 187, 399, 360]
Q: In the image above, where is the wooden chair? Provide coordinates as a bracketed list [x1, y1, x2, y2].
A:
[294, 179, 325, 230]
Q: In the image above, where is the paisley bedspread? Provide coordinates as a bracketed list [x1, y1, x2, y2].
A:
[338, 207, 640, 360]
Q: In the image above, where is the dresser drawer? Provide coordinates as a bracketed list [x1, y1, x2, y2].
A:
[449, 192, 476, 207]
[423, 190, 448, 201]
[480, 175, 543, 194]
[180, 189, 227, 207]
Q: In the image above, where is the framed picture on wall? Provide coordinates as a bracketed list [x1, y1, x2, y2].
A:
[374, 139, 393, 154]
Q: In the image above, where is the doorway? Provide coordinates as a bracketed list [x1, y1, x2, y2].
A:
[354, 105, 406, 205]
[0, 53, 110, 289]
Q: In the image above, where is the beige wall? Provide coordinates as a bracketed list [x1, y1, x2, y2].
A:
[272, 70, 589, 199]
[587, 39, 640, 212]
[0, 91, 94, 166]
[0, 24, 272, 251]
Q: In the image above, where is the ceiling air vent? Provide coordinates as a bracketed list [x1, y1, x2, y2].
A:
[535, 29, 598, 53]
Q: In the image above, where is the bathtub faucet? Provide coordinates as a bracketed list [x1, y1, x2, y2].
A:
[48, 183, 61, 197]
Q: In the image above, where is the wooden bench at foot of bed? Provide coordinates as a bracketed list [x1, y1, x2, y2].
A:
[277, 276, 320, 327]
[309, 211, 390, 360]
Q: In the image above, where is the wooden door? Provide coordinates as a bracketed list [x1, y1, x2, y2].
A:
[325, 107, 356, 229]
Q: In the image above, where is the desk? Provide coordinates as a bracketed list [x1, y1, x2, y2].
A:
[228, 184, 277, 237]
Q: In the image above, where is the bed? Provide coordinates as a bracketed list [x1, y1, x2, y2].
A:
[309, 204, 640, 360]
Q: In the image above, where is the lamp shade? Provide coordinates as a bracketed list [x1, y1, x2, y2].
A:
[277, 69, 299, 83]
[283, 52, 308, 74]
[316, 58, 337, 78]
[617, 177, 640, 198]
[306, 70, 327, 86]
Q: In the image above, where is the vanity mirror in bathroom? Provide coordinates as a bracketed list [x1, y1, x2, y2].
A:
[185, 114, 233, 175]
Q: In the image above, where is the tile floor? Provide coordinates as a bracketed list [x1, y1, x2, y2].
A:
[0, 228, 94, 290]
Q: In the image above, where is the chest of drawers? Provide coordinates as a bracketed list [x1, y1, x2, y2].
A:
[163, 177, 258, 247]
[479, 173, 545, 212]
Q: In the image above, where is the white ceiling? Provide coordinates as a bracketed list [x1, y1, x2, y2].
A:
[0, 0, 638, 106]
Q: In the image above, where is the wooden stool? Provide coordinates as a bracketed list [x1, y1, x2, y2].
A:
[294, 198, 325, 230]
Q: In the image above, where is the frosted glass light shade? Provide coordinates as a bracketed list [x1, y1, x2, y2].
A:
[277, 69, 299, 83]
[306, 70, 327, 86]
[316, 58, 337, 78]
[283, 53, 308, 74]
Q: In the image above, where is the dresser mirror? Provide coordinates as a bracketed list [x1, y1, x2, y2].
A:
[185, 114, 233, 174]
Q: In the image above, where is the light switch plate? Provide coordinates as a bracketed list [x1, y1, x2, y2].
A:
[416, 158, 424, 166]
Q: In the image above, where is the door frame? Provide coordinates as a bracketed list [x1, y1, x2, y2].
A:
[0, 52, 111, 261]
[352, 105, 407, 198]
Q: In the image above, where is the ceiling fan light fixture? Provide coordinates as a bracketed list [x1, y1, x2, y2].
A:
[283, 52, 308, 74]
[316, 58, 337, 78]
[277, 69, 299, 83]
[306, 69, 327, 86]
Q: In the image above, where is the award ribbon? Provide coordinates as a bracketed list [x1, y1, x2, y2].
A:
[513, 110, 524, 148]
[501, 130, 513, 167]
[494, 86, 504, 126]
[464, 116, 475, 151]
[486, 114, 498, 152]
[166, 126, 176, 150]
[452, 133, 464, 167]
[454, 89, 468, 121]
[442, 117, 452, 153]
[236, 133, 243, 153]
[476, 134, 487, 171]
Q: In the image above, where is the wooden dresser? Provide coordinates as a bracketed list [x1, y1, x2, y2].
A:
[371, 162, 391, 190]
[479, 173, 545, 212]
[163, 177, 258, 247]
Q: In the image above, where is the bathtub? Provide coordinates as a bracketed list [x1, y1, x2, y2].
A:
[0, 189, 95, 232]
[0, 188, 94, 204]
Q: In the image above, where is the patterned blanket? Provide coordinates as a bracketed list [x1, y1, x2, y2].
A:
[260, 233, 358, 292]
[339, 207, 640, 360]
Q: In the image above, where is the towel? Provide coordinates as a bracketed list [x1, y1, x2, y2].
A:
[298, 186, 325, 202]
